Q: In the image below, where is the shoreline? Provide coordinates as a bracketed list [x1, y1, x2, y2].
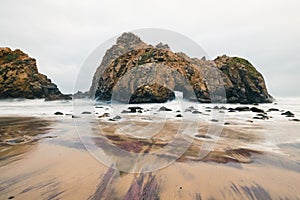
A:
[0, 98, 299, 199]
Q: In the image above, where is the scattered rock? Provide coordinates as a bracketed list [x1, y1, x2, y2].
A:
[250, 107, 265, 113]
[176, 114, 183, 117]
[290, 119, 300, 122]
[109, 115, 122, 121]
[211, 119, 219, 122]
[54, 111, 64, 115]
[98, 113, 110, 118]
[234, 106, 250, 112]
[281, 111, 295, 117]
[159, 106, 172, 111]
[121, 110, 131, 113]
[81, 111, 92, 115]
[71, 115, 80, 118]
[253, 114, 269, 120]
[192, 110, 201, 114]
[224, 122, 231, 125]
[246, 120, 254, 123]
[267, 108, 279, 112]
[128, 106, 143, 113]
[113, 115, 121, 120]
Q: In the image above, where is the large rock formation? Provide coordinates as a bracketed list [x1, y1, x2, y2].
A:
[89, 32, 149, 97]
[92, 33, 273, 104]
[0, 47, 70, 100]
[214, 55, 272, 103]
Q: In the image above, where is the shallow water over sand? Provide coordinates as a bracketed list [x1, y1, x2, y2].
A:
[0, 98, 300, 199]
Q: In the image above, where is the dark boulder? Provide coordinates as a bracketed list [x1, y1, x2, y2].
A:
[250, 107, 265, 113]
[159, 106, 172, 111]
[54, 111, 64, 115]
[281, 111, 295, 117]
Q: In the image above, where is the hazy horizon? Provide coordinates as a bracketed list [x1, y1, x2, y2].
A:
[1, 0, 299, 97]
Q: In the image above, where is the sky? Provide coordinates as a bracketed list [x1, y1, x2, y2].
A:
[0, 0, 299, 97]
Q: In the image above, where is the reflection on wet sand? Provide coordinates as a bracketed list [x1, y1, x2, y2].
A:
[0, 117, 53, 167]
[0, 117, 300, 199]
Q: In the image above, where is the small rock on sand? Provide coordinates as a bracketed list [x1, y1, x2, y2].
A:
[159, 106, 172, 111]
[54, 111, 64, 115]
[281, 111, 295, 117]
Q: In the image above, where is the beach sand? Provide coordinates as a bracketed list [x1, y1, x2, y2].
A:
[1, 115, 300, 199]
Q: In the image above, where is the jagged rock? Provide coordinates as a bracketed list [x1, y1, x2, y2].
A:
[95, 47, 209, 103]
[0, 47, 70, 100]
[281, 111, 295, 117]
[214, 55, 272, 103]
[155, 42, 170, 50]
[89, 32, 149, 97]
[73, 90, 89, 99]
[92, 33, 273, 104]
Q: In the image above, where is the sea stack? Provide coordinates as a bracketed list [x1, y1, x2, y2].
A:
[91, 33, 273, 104]
[0, 47, 70, 100]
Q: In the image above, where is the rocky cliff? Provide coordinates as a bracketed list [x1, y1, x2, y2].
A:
[0, 47, 70, 100]
[89, 32, 149, 97]
[92, 33, 272, 104]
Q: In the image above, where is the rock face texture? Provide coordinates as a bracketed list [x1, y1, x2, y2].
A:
[214, 55, 272, 103]
[92, 33, 272, 104]
[0, 48, 70, 100]
[89, 32, 149, 97]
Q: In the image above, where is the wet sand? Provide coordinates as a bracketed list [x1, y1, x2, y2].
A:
[0, 116, 300, 199]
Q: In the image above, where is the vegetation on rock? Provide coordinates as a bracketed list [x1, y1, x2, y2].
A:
[93, 33, 272, 104]
[0, 47, 70, 100]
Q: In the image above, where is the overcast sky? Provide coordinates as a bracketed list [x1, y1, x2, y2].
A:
[1, 0, 299, 97]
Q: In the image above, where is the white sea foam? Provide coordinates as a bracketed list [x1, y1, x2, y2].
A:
[0, 97, 300, 155]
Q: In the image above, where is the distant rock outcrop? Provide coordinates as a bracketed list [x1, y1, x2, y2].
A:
[0, 47, 70, 100]
[92, 32, 273, 104]
[73, 90, 89, 99]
